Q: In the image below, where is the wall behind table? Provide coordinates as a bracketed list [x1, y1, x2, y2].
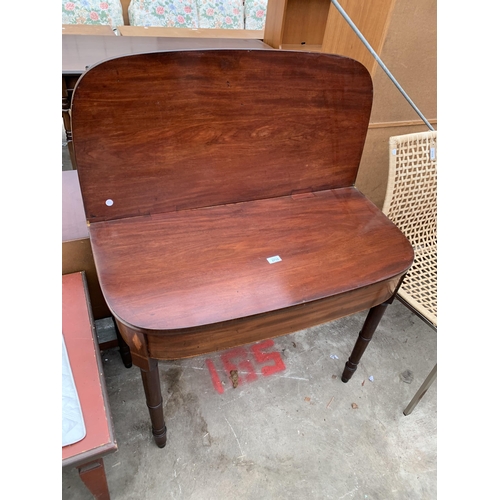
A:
[355, 0, 437, 208]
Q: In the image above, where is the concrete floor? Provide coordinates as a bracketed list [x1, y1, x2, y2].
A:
[62, 138, 437, 500]
[62, 304, 437, 500]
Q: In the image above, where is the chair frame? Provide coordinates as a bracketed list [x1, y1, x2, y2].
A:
[382, 130, 437, 415]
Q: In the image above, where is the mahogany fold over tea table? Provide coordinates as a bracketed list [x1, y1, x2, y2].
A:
[71, 49, 414, 448]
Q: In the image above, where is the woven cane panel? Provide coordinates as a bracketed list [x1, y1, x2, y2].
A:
[382, 131, 437, 326]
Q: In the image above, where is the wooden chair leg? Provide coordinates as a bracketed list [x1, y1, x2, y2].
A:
[140, 359, 167, 448]
[77, 458, 110, 500]
[403, 364, 437, 416]
[341, 300, 390, 382]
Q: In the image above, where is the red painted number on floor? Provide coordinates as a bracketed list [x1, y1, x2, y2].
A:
[221, 346, 258, 384]
[205, 358, 224, 394]
[250, 339, 286, 377]
[205, 339, 286, 393]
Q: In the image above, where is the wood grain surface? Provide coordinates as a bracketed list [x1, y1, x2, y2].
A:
[71, 49, 372, 223]
[90, 187, 413, 332]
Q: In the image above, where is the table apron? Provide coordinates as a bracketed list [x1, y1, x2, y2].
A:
[136, 275, 402, 360]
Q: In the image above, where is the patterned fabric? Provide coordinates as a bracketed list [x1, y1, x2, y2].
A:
[244, 0, 267, 30]
[128, 0, 199, 28]
[197, 0, 244, 29]
[62, 0, 125, 27]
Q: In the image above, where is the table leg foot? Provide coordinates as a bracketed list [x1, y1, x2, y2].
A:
[341, 300, 390, 383]
[140, 360, 167, 448]
[77, 458, 110, 500]
[152, 421, 167, 448]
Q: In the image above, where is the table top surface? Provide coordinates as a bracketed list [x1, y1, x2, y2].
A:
[90, 188, 414, 332]
[62, 34, 269, 74]
[62, 272, 116, 467]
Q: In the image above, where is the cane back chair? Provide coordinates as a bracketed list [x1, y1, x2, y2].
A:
[382, 130, 437, 415]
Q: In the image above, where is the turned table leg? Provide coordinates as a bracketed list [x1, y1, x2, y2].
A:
[341, 300, 390, 383]
[342, 275, 405, 383]
[140, 359, 167, 448]
[113, 320, 167, 448]
[77, 458, 110, 500]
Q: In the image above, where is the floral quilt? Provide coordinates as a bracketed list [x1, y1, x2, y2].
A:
[62, 0, 124, 27]
[128, 0, 199, 28]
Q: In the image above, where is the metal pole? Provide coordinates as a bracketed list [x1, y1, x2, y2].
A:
[330, 0, 435, 131]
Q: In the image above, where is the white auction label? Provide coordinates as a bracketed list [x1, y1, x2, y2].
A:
[267, 255, 282, 264]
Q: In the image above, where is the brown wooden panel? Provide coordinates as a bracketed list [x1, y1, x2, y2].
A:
[321, 0, 396, 76]
[369, 0, 437, 123]
[281, 0, 331, 47]
[89, 187, 413, 331]
[71, 50, 372, 222]
[346, 0, 436, 209]
[145, 276, 402, 359]
[263, 0, 287, 48]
